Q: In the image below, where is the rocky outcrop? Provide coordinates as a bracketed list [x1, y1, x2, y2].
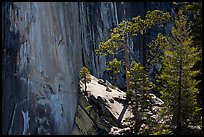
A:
[71, 75, 166, 135]
[71, 75, 131, 135]
[2, 2, 172, 135]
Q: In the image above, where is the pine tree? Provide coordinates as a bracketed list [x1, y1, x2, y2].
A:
[80, 67, 91, 93]
[107, 58, 123, 88]
[156, 10, 201, 134]
[173, 1, 202, 110]
[95, 10, 170, 94]
[145, 33, 169, 96]
[127, 61, 154, 134]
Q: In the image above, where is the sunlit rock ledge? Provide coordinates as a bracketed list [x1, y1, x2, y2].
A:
[72, 75, 166, 135]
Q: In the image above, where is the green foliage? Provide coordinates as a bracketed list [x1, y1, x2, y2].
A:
[128, 61, 154, 96]
[95, 10, 171, 57]
[80, 67, 91, 92]
[107, 58, 123, 87]
[94, 7, 202, 134]
[127, 61, 155, 134]
[85, 105, 93, 111]
[173, 2, 202, 50]
[107, 58, 123, 75]
[95, 10, 171, 94]
[173, 3, 202, 106]
[80, 67, 91, 84]
[150, 128, 172, 135]
[95, 9, 172, 135]
[95, 41, 120, 57]
[156, 10, 202, 129]
[147, 33, 168, 69]
[131, 10, 171, 35]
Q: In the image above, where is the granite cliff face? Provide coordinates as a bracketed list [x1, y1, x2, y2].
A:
[2, 2, 172, 135]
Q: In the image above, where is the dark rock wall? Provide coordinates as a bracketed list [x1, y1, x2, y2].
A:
[2, 2, 172, 135]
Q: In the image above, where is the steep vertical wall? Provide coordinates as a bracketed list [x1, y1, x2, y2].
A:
[2, 2, 172, 135]
[2, 2, 82, 135]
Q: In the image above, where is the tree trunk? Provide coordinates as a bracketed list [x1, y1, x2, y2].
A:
[134, 111, 142, 134]
[124, 39, 130, 93]
[142, 34, 147, 71]
[176, 44, 182, 134]
[114, 67, 117, 88]
[85, 78, 87, 93]
[124, 23, 130, 94]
